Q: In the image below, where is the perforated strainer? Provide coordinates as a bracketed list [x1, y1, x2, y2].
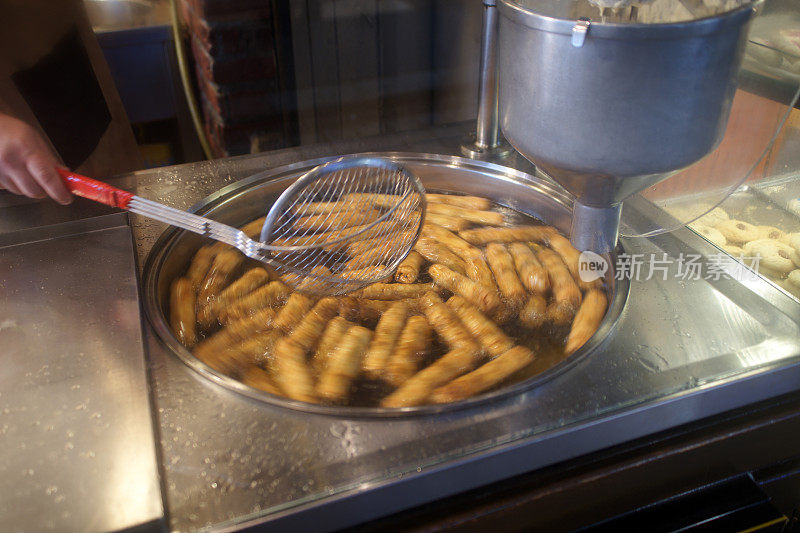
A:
[57, 156, 426, 295]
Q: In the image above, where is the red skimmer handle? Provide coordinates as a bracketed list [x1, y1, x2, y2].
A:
[57, 168, 134, 209]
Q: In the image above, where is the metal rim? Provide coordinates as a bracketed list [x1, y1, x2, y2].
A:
[142, 152, 629, 417]
[498, 0, 759, 39]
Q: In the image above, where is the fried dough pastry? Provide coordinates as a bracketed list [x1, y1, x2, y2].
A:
[430, 346, 536, 403]
[317, 326, 373, 402]
[363, 301, 410, 378]
[458, 225, 556, 245]
[170, 278, 197, 348]
[384, 315, 432, 386]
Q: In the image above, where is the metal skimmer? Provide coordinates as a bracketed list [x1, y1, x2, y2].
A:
[57, 156, 426, 295]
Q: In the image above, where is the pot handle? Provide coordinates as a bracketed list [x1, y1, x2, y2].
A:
[57, 168, 133, 210]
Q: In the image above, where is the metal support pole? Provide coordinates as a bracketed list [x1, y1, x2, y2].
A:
[461, 0, 511, 160]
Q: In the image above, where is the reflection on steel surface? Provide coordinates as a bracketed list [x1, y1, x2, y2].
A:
[0, 224, 163, 531]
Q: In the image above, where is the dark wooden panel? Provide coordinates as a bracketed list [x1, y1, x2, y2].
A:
[353, 391, 800, 532]
[431, 0, 482, 126]
[378, 0, 434, 134]
[307, 0, 343, 142]
[289, 0, 318, 144]
[335, 0, 381, 139]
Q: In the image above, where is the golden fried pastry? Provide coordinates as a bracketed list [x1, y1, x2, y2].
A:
[295, 209, 383, 231]
[464, 248, 498, 291]
[240, 366, 281, 395]
[230, 330, 282, 368]
[272, 338, 317, 402]
[343, 192, 406, 209]
[199, 267, 270, 328]
[430, 346, 536, 403]
[546, 300, 577, 326]
[532, 243, 582, 309]
[336, 297, 392, 322]
[292, 200, 348, 215]
[380, 346, 479, 408]
[507, 242, 550, 295]
[757, 225, 784, 241]
[424, 213, 472, 232]
[286, 297, 340, 351]
[458, 225, 556, 245]
[192, 346, 245, 377]
[197, 249, 243, 305]
[446, 296, 514, 358]
[422, 223, 481, 257]
[317, 326, 373, 402]
[209, 335, 279, 377]
[170, 278, 197, 348]
[193, 307, 277, 363]
[695, 207, 729, 228]
[239, 216, 267, 238]
[414, 236, 467, 275]
[363, 301, 410, 378]
[384, 315, 432, 386]
[428, 264, 501, 313]
[395, 251, 426, 283]
[338, 266, 394, 284]
[313, 317, 352, 372]
[418, 292, 478, 351]
[547, 233, 601, 290]
[347, 232, 413, 257]
[180, 192, 612, 408]
[743, 239, 796, 274]
[519, 293, 548, 328]
[344, 246, 392, 270]
[351, 282, 436, 300]
[426, 202, 504, 226]
[426, 194, 492, 210]
[280, 265, 332, 291]
[274, 293, 317, 333]
[715, 219, 761, 244]
[222, 281, 291, 323]
[508, 242, 550, 295]
[272, 219, 398, 248]
[691, 225, 726, 247]
[565, 289, 608, 354]
[485, 243, 527, 309]
[186, 245, 217, 289]
[490, 305, 516, 326]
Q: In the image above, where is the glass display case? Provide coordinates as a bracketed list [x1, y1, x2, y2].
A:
[652, 0, 800, 301]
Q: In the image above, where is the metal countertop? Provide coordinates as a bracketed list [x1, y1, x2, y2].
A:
[0, 214, 163, 532]
[2, 123, 800, 531]
[131, 126, 800, 531]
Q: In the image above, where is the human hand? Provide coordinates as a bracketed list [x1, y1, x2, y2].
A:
[0, 113, 72, 204]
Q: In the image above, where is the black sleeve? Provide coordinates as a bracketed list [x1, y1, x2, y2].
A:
[12, 25, 112, 169]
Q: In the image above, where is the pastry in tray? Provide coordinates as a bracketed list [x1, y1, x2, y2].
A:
[167, 193, 610, 408]
[689, 205, 800, 297]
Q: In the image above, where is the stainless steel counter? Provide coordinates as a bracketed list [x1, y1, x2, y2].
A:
[0, 214, 163, 532]
[2, 123, 800, 531]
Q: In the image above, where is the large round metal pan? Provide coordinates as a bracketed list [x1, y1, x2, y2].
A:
[142, 153, 629, 416]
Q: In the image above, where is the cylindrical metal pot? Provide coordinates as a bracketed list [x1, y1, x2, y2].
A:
[498, 0, 758, 182]
[497, 0, 758, 253]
